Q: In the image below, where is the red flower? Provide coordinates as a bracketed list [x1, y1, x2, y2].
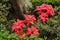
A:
[36, 3, 54, 22]
[36, 3, 54, 15]
[26, 27, 32, 35]
[26, 26, 38, 36]
[12, 19, 26, 38]
[39, 13, 48, 22]
[24, 14, 36, 25]
[12, 19, 24, 32]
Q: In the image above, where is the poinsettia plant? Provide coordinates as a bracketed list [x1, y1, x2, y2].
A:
[12, 3, 54, 38]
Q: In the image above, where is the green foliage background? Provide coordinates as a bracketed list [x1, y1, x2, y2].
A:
[0, 0, 60, 40]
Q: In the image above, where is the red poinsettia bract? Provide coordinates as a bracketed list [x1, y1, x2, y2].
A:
[24, 14, 36, 25]
[12, 19, 25, 37]
[26, 26, 39, 36]
[39, 13, 48, 22]
[12, 19, 24, 32]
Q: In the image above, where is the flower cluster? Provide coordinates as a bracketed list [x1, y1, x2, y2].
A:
[12, 3, 54, 38]
[36, 4, 54, 22]
[12, 14, 37, 37]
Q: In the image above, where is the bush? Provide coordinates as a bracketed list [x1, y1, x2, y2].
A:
[0, 0, 60, 40]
